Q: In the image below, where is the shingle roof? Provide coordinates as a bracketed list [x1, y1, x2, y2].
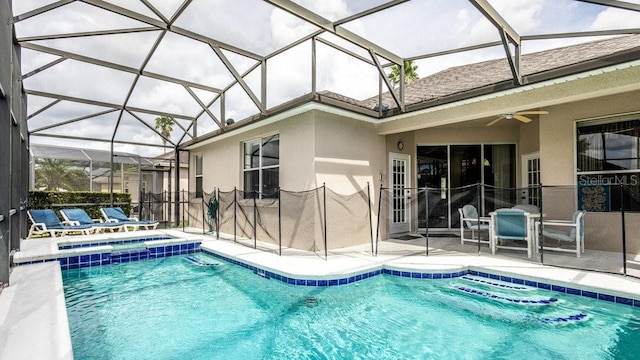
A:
[320, 35, 640, 113]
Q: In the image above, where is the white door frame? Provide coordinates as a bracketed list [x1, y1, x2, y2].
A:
[389, 152, 412, 234]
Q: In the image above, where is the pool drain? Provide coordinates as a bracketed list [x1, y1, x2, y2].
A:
[304, 298, 319, 307]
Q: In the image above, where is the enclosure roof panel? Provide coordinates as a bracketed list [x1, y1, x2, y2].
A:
[12, 0, 640, 156]
[30, 144, 154, 165]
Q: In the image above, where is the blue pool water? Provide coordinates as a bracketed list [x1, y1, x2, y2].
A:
[62, 253, 640, 359]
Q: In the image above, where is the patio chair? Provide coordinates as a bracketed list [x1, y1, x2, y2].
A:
[490, 208, 533, 258]
[512, 204, 540, 214]
[27, 209, 94, 238]
[458, 205, 490, 245]
[60, 208, 125, 233]
[100, 207, 159, 231]
[535, 210, 586, 257]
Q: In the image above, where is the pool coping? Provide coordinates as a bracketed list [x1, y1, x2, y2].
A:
[4, 235, 640, 360]
[12, 229, 205, 265]
[199, 241, 640, 306]
[0, 263, 73, 360]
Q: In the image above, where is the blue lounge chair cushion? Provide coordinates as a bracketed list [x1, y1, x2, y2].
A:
[60, 208, 95, 225]
[29, 209, 93, 231]
[61, 208, 123, 229]
[103, 207, 132, 222]
[102, 207, 159, 227]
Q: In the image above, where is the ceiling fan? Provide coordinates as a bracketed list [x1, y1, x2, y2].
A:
[486, 110, 549, 126]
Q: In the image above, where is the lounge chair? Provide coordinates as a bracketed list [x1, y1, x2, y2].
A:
[60, 208, 125, 233]
[27, 209, 94, 238]
[535, 210, 586, 257]
[458, 204, 490, 245]
[100, 207, 159, 231]
[490, 208, 533, 258]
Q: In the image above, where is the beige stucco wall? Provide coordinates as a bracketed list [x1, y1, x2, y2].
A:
[190, 112, 317, 194]
[188, 110, 384, 250]
[414, 125, 520, 145]
[315, 113, 385, 193]
[539, 90, 640, 253]
[185, 70, 640, 254]
[519, 118, 540, 157]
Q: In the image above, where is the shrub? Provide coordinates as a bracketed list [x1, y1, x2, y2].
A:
[28, 191, 132, 220]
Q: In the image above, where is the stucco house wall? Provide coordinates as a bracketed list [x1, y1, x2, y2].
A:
[539, 90, 640, 254]
[189, 109, 384, 250]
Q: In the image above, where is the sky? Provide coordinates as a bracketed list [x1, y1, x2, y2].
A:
[12, 0, 640, 157]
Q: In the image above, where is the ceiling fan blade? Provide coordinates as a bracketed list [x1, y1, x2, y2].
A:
[486, 117, 503, 126]
[516, 110, 549, 116]
[513, 114, 532, 123]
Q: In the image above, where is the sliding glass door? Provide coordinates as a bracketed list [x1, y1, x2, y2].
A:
[449, 145, 483, 230]
[417, 146, 447, 228]
[417, 144, 516, 231]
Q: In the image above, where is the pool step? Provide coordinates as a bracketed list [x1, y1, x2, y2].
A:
[184, 256, 220, 267]
[455, 286, 558, 305]
[538, 312, 588, 324]
[460, 275, 534, 291]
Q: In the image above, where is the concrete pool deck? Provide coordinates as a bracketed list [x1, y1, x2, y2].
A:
[2, 229, 640, 359]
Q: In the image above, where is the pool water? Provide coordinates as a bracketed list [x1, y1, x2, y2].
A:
[62, 253, 640, 359]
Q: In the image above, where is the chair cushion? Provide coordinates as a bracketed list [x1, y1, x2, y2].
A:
[30, 209, 62, 227]
[543, 228, 575, 242]
[512, 204, 540, 214]
[495, 209, 527, 239]
[462, 205, 482, 229]
[62, 208, 94, 225]
[104, 207, 130, 221]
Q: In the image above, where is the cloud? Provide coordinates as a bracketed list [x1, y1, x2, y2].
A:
[589, 7, 640, 30]
[23, 59, 135, 104]
[16, 0, 638, 157]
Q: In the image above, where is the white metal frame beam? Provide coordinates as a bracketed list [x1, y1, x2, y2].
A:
[13, 0, 640, 151]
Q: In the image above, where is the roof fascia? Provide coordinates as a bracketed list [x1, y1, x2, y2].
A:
[181, 95, 378, 150]
[385, 46, 640, 118]
[377, 59, 640, 134]
[182, 48, 640, 148]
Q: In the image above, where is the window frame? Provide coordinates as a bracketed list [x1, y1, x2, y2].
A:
[243, 134, 279, 199]
[576, 114, 640, 212]
[194, 153, 203, 199]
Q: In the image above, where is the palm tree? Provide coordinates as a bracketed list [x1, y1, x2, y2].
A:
[154, 115, 174, 153]
[388, 60, 419, 87]
[34, 158, 89, 191]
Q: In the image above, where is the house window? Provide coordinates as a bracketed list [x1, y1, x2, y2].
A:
[243, 134, 279, 198]
[195, 154, 203, 198]
[577, 117, 640, 211]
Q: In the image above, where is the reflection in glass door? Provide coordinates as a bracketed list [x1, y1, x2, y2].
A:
[417, 146, 447, 228]
[449, 145, 482, 229]
[417, 144, 516, 231]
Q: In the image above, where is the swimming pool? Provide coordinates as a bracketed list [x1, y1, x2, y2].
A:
[63, 253, 640, 359]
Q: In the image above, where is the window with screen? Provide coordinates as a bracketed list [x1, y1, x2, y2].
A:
[577, 117, 640, 211]
[243, 134, 279, 198]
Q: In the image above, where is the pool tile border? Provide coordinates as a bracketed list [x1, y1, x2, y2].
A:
[20, 243, 639, 309]
[58, 236, 173, 250]
[200, 249, 640, 308]
[18, 242, 201, 270]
